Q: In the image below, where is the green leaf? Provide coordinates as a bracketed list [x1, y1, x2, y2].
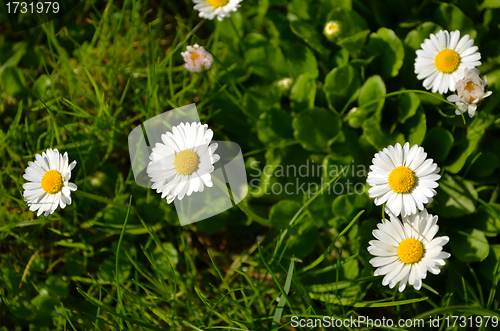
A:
[97, 254, 131, 283]
[32, 74, 52, 100]
[366, 28, 405, 78]
[44, 276, 69, 299]
[468, 152, 499, 178]
[421, 127, 454, 164]
[269, 200, 301, 229]
[450, 228, 489, 263]
[403, 110, 426, 145]
[337, 30, 370, 57]
[326, 8, 368, 39]
[332, 193, 370, 220]
[433, 174, 478, 218]
[256, 108, 293, 145]
[358, 75, 386, 114]
[404, 22, 443, 50]
[475, 203, 500, 236]
[283, 43, 319, 79]
[293, 108, 341, 152]
[290, 21, 327, 54]
[482, 0, 500, 8]
[362, 115, 405, 150]
[324, 64, 360, 111]
[435, 3, 476, 39]
[398, 92, 420, 123]
[446, 105, 497, 173]
[479, 245, 500, 281]
[2, 67, 28, 97]
[243, 33, 283, 79]
[290, 73, 316, 110]
[153, 242, 179, 279]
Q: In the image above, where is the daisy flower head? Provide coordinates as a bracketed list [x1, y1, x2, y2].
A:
[181, 44, 214, 73]
[368, 209, 450, 292]
[146, 122, 220, 204]
[22, 149, 78, 216]
[323, 21, 341, 41]
[447, 68, 492, 118]
[415, 30, 481, 94]
[193, 0, 242, 22]
[367, 142, 441, 217]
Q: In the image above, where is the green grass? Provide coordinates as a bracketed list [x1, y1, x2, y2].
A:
[1, 0, 500, 330]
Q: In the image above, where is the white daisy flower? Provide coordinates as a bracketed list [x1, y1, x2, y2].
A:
[447, 68, 492, 118]
[146, 122, 220, 204]
[22, 149, 78, 216]
[181, 44, 214, 73]
[368, 209, 451, 292]
[415, 30, 481, 94]
[193, 0, 242, 22]
[367, 142, 441, 217]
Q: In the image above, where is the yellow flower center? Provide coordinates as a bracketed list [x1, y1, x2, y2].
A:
[388, 166, 416, 193]
[41, 170, 64, 194]
[326, 22, 340, 34]
[435, 49, 460, 74]
[207, 0, 230, 8]
[464, 81, 477, 103]
[174, 150, 200, 175]
[191, 52, 201, 64]
[397, 238, 424, 264]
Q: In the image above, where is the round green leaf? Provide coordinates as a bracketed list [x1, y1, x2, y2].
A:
[324, 64, 360, 112]
[398, 92, 420, 123]
[358, 75, 386, 114]
[257, 108, 294, 145]
[450, 228, 489, 263]
[290, 73, 316, 110]
[422, 127, 454, 164]
[468, 152, 499, 178]
[479, 245, 500, 281]
[433, 174, 478, 218]
[332, 193, 370, 220]
[475, 203, 500, 236]
[403, 110, 426, 146]
[366, 28, 404, 78]
[269, 200, 301, 229]
[362, 115, 405, 150]
[293, 108, 341, 152]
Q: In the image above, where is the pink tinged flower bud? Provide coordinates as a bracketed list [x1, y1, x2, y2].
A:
[181, 44, 214, 73]
[446, 68, 492, 118]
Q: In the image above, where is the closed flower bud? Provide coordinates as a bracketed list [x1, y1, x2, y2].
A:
[447, 68, 492, 118]
[323, 21, 341, 41]
[181, 44, 214, 73]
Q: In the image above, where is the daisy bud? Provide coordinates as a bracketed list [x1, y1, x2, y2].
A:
[447, 68, 492, 118]
[323, 21, 341, 41]
[277, 78, 293, 92]
[181, 44, 214, 73]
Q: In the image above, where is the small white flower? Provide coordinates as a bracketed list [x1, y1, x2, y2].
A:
[22, 149, 78, 216]
[447, 68, 492, 118]
[323, 21, 341, 40]
[415, 30, 481, 94]
[193, 0, 242, 22]
[368, 209, 450, 292]
[367, 142, 441, 217]
[146, 122, 220, 203]
[277, 78, 293, 92]
[181, 44, 214, 73]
